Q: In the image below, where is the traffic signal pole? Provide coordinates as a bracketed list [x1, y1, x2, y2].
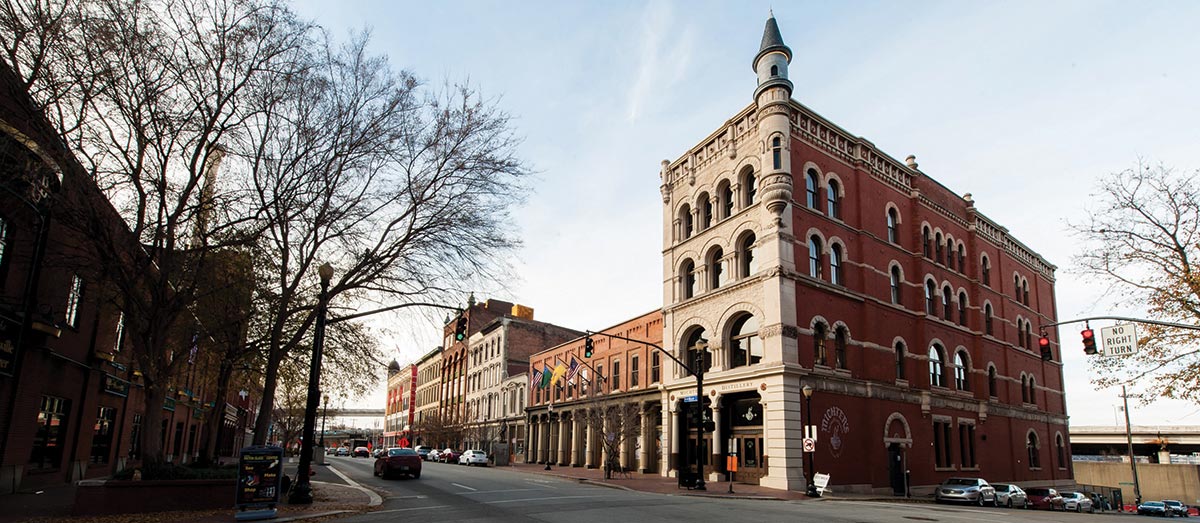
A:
[1039, 315, 1200, 332]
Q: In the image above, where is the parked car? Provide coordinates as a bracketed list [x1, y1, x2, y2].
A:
[427, 449, 442, 462]
[372, 448, 385, 458]
[991, 483, 1029, 509]
[374, 447, 422, 479]
[1139, 501, 1169, 516]
[439, 448, 460, 463]
[934, 477, 996, 506]
[1061, 491, 1094, 513]
[1164, 500, 1190, 517]
[335, 447, 350, 456]
[415, 446, 432, 461]
[459, 449, 488, 466]
[353, 446, 370, 458]
[1026, 487, 1065, 510]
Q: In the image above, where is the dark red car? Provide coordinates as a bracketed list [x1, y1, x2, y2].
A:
[439, 448, 460, 463]
[374, 447, 422, 479]
[1025, 487, 1065, 510]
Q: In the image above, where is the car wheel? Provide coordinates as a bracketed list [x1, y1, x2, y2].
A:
[412, 470, 421, 479]
[1077, 504, 1083, 513]
[977, 495, 986, 507]
[1007, 499, 1013, 509]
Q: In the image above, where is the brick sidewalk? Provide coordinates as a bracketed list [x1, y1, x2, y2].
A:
[502, 461, 813, 501]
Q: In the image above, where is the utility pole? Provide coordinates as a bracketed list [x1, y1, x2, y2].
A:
[1122, 385, 1141, 506]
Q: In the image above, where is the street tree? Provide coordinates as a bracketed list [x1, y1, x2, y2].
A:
[577, 375, 643, 478]
[1, 0, 312, 466]
[240, 28, 530, 444]
[1071, 162, 1200, 401]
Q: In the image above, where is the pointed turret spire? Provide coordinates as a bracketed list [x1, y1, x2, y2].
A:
[754, 11, 792, 70]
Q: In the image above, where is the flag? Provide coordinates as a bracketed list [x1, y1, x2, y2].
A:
[566, 357, 581, 385]
[530, 369, 542, 389]
[550, 362, 568, 387]
[540, 364, 553, 388]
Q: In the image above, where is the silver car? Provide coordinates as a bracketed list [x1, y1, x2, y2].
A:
[992, 483, 1029, 509]
[935, 477, 996, 506]
[1060, 491, 1094, 513]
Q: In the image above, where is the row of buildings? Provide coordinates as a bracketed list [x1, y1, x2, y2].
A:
[385, 14, 1072, 495]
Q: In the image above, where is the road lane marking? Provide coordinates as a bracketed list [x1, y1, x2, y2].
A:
[452, 482, 477, 491]
[460, 488, 538, 495]
[524, 478, 558, 489]
[375, 505, 450, 514]
[328, 464, 384, 506]
[485, 495, 607, 504]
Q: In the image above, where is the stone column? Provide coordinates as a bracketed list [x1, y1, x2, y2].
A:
[558, 413, 570, 465]
[667, 399, 678, 477]
[638, 403, 651, 473]
[711, 403, 724, 483]
[541, 416, 550, 463]
[571, 412, 583, 466]
[585, 409, 597, 468]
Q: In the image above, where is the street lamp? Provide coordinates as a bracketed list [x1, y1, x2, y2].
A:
[321, 394, 329, 447]
[544, 402, 553, 471]
[692, 338, 709, 491]
[803, 384, 817, 497]
[288, 263, 334, 505]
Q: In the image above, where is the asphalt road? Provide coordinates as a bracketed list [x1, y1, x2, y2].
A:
[325, 455, 1134, 523]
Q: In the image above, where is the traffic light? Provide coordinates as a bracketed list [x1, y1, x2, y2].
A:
[584, 336, 594, 358]
[1038, 335, 1053, 361]
[1081, 328, 1097, 355]
[454, 315, 467, 342]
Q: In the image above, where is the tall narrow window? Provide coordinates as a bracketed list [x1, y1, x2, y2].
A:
[739, 233, 757, 278]
[685, 329, 711, 375]
[834, 326, 848, 370]
[743, 171, 757, 207]
[960, 424, 977, 468]
[827, 180, 841, 219]
[925, 280, 936, 315]
[813, 322, 827, 366]
[830, 244, 843, 286]
[887, 208, 899, 244]
[1056, 434, 1066, 468]
[709, 248, 725, 290]
[1027, 432, 1041, 468]
[895, 342, 907, 380]
[90, 407, 117, 464]
[1023, 281, 1030, 306]
[681, 205, 693, 240]
[612, 360, 621, 390]
[651, 351, 660, 383]
[982, 255, 991, 286]
[808, 236, 823, 279]
[957, 244, 966, 272]
[681, 260, 696, 299]
[729, 314, 762, 368]
[1028, 376, 1037, 406]
[700, 194, 713, 230]
[890, 266, 902, 304]
[935, 233, 944, 264]
[934, 420, 953, 468]
[771, 136, 782, 170]
[1014, 275, 1021, 301]
[1021, 375, 1029, 402]
[114, 312, 126, 352]
[721, 183, 734, 218]
[987, 366, 997, 397]
[770, 64, 779, 76]
[984, 304, 994, 335]
[958, 292, 968, 326]
[65, 274, 83, 328]
[922, 227, 932, 258]
[947, 239, 956, 270]
[942, 286, 952, 320]
[928, 344, 945, 387]
[954, 352, 969, 391]
[30, 395, 70, 470]
[806, 170, 819, 210]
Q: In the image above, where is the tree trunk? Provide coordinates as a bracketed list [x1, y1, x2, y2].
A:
[197, 358, 233, 466]
[140, 381, 168, 469]
[252, 336, 285, 445]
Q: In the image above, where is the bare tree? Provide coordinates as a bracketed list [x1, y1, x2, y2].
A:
[1, 0, 311, 466]
[240, 29, 530, 444]
[577, 377, 642, 479]
[1071, 161, 1200, 401]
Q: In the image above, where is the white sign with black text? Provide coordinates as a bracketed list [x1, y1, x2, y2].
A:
[1101, 324, 1139, 357]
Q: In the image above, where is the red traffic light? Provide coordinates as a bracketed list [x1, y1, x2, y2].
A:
[1038, 335, 1053, 361]
[1081, 328, 1097, 355]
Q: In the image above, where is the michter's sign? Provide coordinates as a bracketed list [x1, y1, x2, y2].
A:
[0, 320, 18, 377]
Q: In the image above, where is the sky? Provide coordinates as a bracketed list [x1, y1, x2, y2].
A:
[289, 0, 1200, 428]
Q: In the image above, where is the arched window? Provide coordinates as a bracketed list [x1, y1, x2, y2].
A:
[729, 314, 762, 368]
[685, 328, 711, 376]
[895, 341, 907, 380]
[830, 244, 844, 286]
[1056, 434, 1066, 468]
[958, 292, 968, 326]
[947, 238, 956, 270]
[739, 233, 757, 278]
[680, 204, 693, 240]
[925, 280, 936, 315]
[890, 266, 902, 304]
[708, 247, 725, 290]
[982, 255, 991, 286]
[770, 64, 779, 76]
[1018, 320, 1027, 348]
[1025, 321, 1033, 351]
[954, 351, 969, 391]
[987, 366, 997, 397]
[720, 182, 734, 219]
[681, 260, 696, 299]
[942, 285, 952, 320]
[957, 244, 965, 272]
[1014, 275, 1021, 301]
[1027, 432, 1041, 468]
[1023, 280, 1030, 306]
[806, 170, 819, 210]
[699, 193, 712, 230]
[771, 136, 782, 170]
[813, 322, 827, 366]
[827, 179, 841, 219]
[834, 326, 848, 369]
[887, 208, 899, 244]
[808, 236, 823, 279]
[935, 232, 944, 264]
[984, 304, 994, 335]
[1028, 376, 1037, 406]
[922, 226, 932, 258]
[1021, 374, 1029, 402]
[928, 344, 945, 387]
[743, 170, 757, 207]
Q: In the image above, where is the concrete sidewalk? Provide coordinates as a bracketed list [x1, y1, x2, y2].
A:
[503, 461, 817, 501]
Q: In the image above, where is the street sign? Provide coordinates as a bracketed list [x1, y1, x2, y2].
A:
[804, 425, 818, 441]
[682, 395, 698, 403]
[235, 445, 284, 521]
[803, 438, 816, 452]
[813, 473, 831, 492]
[1101, 324, 1139, 357]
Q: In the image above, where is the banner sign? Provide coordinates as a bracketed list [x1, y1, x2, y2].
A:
[102, 374, 130, 397]
[236, 446, 285, 513]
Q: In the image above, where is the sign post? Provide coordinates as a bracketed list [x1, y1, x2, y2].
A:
[1101, 324, 1139, 357]
[236, 445, 285, 521]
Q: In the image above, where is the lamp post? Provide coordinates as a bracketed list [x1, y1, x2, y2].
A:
[1123, 385, 1141, 506]
[692, 338, 708, 491]
[544, 401, 553, 471]
[288, 263, 334, 504]
[321, 394, 329, 447]
[803, 384, 817, 497]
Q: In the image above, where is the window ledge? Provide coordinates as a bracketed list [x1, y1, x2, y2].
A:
[1029, 466, 1042, 471]
[961, 466, 980, 472]
[895, 379, 909, 387]
[934, 466, 957, 472]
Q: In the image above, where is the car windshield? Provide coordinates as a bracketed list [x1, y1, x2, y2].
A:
[1164, 501, 1182, 506]
[388, 448, 416, 456]
[1145, 502, 1165, 507]
[1026, 488, 1050, 495]
[945, 478, 977, 486]
[993, 484, 1011, 491]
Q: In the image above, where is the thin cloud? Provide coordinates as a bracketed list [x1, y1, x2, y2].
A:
[627, 2, 694, 121]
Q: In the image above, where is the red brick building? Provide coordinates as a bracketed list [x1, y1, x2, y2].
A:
[383, 361, 416, 448]
[653, 13, 1069, 494]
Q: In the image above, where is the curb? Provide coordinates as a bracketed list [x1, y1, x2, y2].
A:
[276, 510, 352, 522]
[326, 466, 383, 507]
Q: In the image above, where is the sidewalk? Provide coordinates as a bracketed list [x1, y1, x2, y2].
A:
[504, 461, 815, 501]
[0, 463, 379, 523]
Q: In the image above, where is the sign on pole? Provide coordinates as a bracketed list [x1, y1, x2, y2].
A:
[803, 438, 816, 453]
[1100, 324, 1139, 357]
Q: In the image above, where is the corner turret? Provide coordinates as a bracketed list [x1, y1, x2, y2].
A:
[753, 11, 793, 100]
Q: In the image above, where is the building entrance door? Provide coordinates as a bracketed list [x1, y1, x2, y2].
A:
[888, 443, 905, 496]
[731, 433, 765, 483]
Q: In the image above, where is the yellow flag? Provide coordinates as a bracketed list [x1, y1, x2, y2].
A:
[550, 363, 568, 387]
